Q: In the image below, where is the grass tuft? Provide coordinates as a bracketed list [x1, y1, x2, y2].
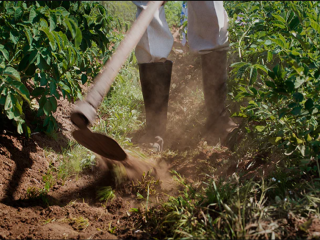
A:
[97, 186, 116, 203]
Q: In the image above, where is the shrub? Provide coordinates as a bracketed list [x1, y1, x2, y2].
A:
[226, 1, 320, 177]
[0, 1, 117, 135]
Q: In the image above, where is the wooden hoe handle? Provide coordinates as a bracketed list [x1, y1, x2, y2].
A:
[71, 1, 164, 129]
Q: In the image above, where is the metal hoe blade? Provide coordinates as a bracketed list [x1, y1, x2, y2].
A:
[72, 128, 127, 161]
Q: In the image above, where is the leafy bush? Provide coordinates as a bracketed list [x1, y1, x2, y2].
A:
[0, 1, 116, 135]
[226, 1, 320, 177]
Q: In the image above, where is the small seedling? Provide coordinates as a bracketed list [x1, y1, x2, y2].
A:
[108, 222, 117, 234]
[97, 186, 116, 202]
[69, 216, 90, 231]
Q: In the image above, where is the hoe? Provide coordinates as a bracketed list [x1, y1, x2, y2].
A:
[70, 1, 163, 162]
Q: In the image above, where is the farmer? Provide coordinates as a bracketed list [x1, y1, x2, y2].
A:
[133, 1, 237, 148]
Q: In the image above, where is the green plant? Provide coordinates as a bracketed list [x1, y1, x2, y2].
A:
[164, 1, 182, 30]
[80, 153, 96, 170]
[225, 1, 320, 178]
[97, 186, 116, 202]
[108, 221, 117, 234]
[0, 1, 117, 135]
[42, 168, 56, 191]
[135, 171, 293, 239]
[131, 170, 161, 199]
[63, 216, 90, 231]
[26, 186, 49, 205]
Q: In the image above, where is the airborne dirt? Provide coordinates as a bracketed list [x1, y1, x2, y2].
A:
[0, 31, 276, 239]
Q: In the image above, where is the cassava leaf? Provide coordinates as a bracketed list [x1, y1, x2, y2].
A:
[0, 44, 10, 61]
[40, 27, 56, 51]
[4, 67, 20, 81]
[249, 67, 258, 85]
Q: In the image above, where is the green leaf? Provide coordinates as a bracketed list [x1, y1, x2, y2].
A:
[136, 192, 144, 200]
[273, 23, 286, 29]
[43, 99, 52, 116]
[307, 134, 312, 142]
[256, 126, 265, 132]
[294, 77, 305, 89]
[310, 19, 320, 34]
[31, 87, 46, 97]
[59, 31, 69, 48]
[230, 62, 248, 68]
[14, 7, 23, 21]
[56, 6, 70, 17]
[293, 92, 303, 102]
[23, 124, 31, 137]
[291, 106, 302, 115]
[237, 63, 251, 79]
[0, 44, 10, 61]
[4, 67, 20, 81]
[29, 50, 38, 65]
[0, 58, 5, 69]
[288, 103, 297, 108]
[265, 81, 275, 88]
[49, 81, 57, 95]
[29, 8, 37, 23]
[129, 208, 139, 213]
[81, 74, 87, 84]
[285, 80, 295, 93]
[5, 93, 13, 110]
[265, 40, 272, 45]
[254, 64, 268, 73]
[40, 27, 56, 51]
[296, 137, 303, 145]
[49, 12, 57, 31]
[49, 96, 57, 112]
[249, 67, 257, 85]
[6, 80, 31, 106]
[23, 27, 33, 45]
[11, 80, 30, 98]
[272, 14, 286, 23]
[17, 122, 23, 134]
[40, 73, 47, 86]
[0, 95, 5, 104]
[289, 16, 300, 31]
[75, 27, 82, 48]
[59, 82, 71, 93]
[65, 18, 77, 38]
[40, 18, 48, 28]
[10, 31, 19, 45]
[52, 32, 62, 51]
[270, 37, 286, 49]
[278, 34, 288, 48]
[305, 98, 314, 110]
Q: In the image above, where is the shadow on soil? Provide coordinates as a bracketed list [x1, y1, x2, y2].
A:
[2, 163, 117, 208]
[0, 134, 36, 203]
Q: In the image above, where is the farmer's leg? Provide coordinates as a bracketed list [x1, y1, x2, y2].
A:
[188, 1, 237, 144]
[133, 1, 174, 63]
[133, 1, 174, 150]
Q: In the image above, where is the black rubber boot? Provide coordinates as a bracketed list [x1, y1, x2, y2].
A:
[138, 60, 173, 149]
[201, 50, 237, 144]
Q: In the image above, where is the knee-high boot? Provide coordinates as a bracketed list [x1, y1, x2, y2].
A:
[138, 60, 173, 149]
[201, 50, 237, 144]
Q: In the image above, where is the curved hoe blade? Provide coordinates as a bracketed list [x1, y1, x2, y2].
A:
[72, 129, 127, 161]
